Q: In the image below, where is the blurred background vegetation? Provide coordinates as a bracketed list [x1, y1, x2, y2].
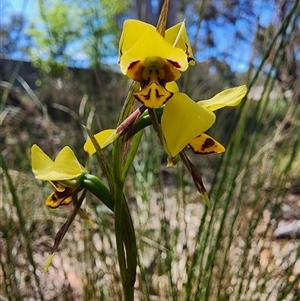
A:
[1, 0, 299, 300]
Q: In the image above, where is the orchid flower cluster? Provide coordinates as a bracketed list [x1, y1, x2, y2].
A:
[31, 9, 246, 300]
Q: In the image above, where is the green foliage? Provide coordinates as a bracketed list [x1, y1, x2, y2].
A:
[27, 0, 130, 74]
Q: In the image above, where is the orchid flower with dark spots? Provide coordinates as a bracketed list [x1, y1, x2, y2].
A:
[161, 83, 247, 157]
[31, 144, 86, 208]
[119, 19, 193, 108]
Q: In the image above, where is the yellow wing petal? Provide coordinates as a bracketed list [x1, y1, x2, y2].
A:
[189, 133, 225, 154]
[165, 22, 195, 66]
[161, 92, 216, 157]
[31, 144, 54, 176]
[36, 147, 83, 181]
[84, 129, 117, 156]
[197, 85, 247, 111]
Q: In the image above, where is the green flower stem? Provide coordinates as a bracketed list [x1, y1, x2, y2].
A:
[130, 108, 163, 136]
[83, 173, 137, 300]
[113, 135, 131, 300]
[121, 194, 137, 293]
[82, 174, 114, 211]
[148, 108, 161, 136]
[122, 129, 144, 182]
[112, 81, 140, 300]
[117, 81, 140, 125]
[148, 108, 171, 154]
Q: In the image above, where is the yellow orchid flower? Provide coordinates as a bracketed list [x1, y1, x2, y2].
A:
[31, 144, 86, 208]
[119, 19, 192, 108]
[161, 84, 247, 157]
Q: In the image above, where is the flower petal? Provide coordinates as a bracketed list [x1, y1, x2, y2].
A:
[134, 82, 174, 108]
[45, 188, 73, 208]
[161, 93, 216, 157]
[36, 147, 83, 181]
[189, 133, 225, 154]
[31, 144, 54, 176]
[119, 20, 188, 78]
[118, 20, 153, 59]
[84, 129, 117, 156]
[197, 85, 247, 111]
[165, 22, 195, 65]
[166, 81, 180, 93]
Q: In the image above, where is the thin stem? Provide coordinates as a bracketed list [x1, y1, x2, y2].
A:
[51, 188, 87, 253]
[122, 130, 144, 182]
[83, 173, 137, 297]
[112, 80, 139, 300]
[148, 108, 171, 155]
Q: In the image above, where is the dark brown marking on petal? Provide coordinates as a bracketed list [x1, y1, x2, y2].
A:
[167, 59, 181, 69]
[165, 91, 174, 103]
[201, 138, 216, 151]
[128, 61, 139, 70]
[185, 43, 190, 56]
[47, 187, 74, 208]
[158, 77, 165, 86]
[52, 193, 58, 201]
[140, 80, 146, 88]
[137, 89, 151, 101]
[155, 89, 161, 98]
[189, 145, 217, 155]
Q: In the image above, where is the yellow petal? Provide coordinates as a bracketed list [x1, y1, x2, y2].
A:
[161, 93, 216, 157]
[189, 133, 225, 154]
[134, 82, 173, 108]
[31, 144, 54, 176]
[119, 20, 154, 59]
[165, 81, 180, 93]
[197, 85, 247, 111]
[119, 21, 188, 77]
[165, 22, 195, 66]
[84, 129, 117, 156]
[49, 181, 66, 192]
[36, 147, 83, 181]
